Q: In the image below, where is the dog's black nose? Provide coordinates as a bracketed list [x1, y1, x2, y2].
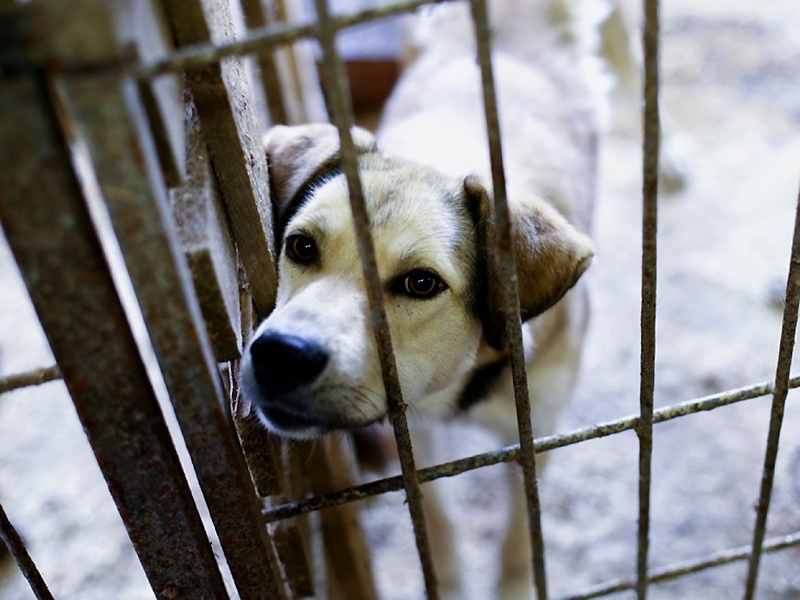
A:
[250, 332, 329, 395]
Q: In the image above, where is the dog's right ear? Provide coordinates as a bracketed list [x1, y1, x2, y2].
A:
[465, 176, 594, 350]
[264, 124, 378, 241]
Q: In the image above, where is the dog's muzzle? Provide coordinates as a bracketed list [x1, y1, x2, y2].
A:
[250, 332, 329, 395]
[247, 332, 330, 434]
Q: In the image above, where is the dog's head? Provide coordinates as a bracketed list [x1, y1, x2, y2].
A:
[238, 124, 593, 438]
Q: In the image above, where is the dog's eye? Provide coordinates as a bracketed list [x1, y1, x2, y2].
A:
[398, 270, 447, 299]
[285, 233, 318, 264]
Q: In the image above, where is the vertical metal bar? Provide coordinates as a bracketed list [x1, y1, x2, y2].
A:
[50, 72, 288, 600]
[240, 0, 291, 125]
[468, 0, 549, 597]
[742, 173, 800, 598]
[312, 1, 440, 597]
[0, 502, 55, 600]
[160, 0, 279, 320]
[638, 0, 661, 597]
[0, 75, 229, 600]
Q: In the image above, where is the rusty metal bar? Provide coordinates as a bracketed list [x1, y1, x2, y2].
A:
[41, 0, 287, 591]
[0, 366, 61, 395]
[263, 443, 517, 524]
[240, 0, 291, 125]
[132, 0, 454, 81]
[469, 0, 549, 596]
[168, 94, 243, 363]
[312, 0, 440, 597]
[637, 0, 661, 596]
[161, 0, 278, 320]
[50, 71, 288, 600]
[0, 502, 55, 600]
[3, 360, 794, 528]
[556, 530, 800, 600]
[742, 167, 800, 598]
[233, 399, 286, 499]
[0, 75, 228, 600]
[3, 364, 792, 527]
[262, 374, 799, 520]
[271, 0, 326, 125]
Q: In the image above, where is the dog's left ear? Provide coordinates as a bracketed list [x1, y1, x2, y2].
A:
[264, 124, 378, 238]
[465, 176, 594, 350]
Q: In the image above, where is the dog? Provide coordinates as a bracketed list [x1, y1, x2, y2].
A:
[238, 0, 668, 597]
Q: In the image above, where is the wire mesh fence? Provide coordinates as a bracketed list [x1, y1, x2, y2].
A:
[0, 0, 798, 599]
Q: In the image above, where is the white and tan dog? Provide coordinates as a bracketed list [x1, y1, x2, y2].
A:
[238, 0, 656, 597]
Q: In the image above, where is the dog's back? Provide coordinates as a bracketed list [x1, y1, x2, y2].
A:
[377, 0, 610, 236]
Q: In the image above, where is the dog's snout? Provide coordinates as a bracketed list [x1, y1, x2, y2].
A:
[250, 333, 328, 395]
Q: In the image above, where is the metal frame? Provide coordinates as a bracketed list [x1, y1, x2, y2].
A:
[637, 0, 660, 595]
[1, 0, 799, 598]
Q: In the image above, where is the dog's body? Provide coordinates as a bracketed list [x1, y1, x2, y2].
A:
[237, 0, 662, 597]
[374, 4, 599, 598]
[376, 0, 600, 444]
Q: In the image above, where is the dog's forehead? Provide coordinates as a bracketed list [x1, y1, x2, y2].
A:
[287, 163, 474, 280]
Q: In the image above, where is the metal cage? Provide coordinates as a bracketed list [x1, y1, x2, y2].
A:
[0, 0, 798, 599]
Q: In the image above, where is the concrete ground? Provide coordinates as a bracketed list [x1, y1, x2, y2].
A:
[1, 0, 799, 599]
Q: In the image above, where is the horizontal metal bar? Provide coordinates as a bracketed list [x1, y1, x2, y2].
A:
[637, 0, 661, 595]
[0, 502, 55, 600]
[556, 531, 800, 600]
[132, 0, 453, 80]
[0, 365, 61, 395]
[4, 366, 797, 527]
[264, 375, 800, 523]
